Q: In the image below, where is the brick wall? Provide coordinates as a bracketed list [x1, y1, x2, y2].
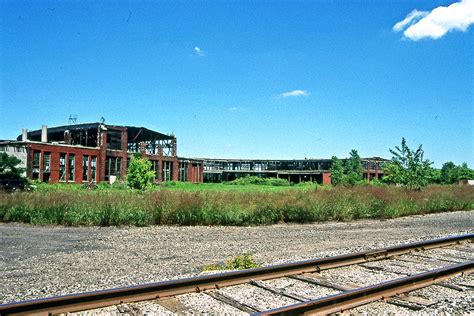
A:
[27, 143, 100, 184]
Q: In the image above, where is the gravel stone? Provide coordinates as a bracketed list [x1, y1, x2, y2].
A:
[217, 284, 298, 311]
[177, 292, 246, 315]
[262, 277, 339, 299]
[316, 265, 404, 287]
[349, 300, 414, 315]
[1, 210, 472, 311]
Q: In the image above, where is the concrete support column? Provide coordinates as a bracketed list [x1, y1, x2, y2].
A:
[157, 144, 163, 183]
[98, 128, 107, 182]
[121, 129, 128, 179]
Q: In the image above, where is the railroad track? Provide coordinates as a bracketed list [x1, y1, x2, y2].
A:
[1, 234, 472, 315]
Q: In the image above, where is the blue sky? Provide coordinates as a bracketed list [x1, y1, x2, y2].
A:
[1, 0, 473, 167]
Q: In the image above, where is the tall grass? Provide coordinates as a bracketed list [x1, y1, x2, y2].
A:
[0, 185, 472, 226]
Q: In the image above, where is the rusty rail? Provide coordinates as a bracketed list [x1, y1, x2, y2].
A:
[255, 260, 474, 315]
[0, 234, 472, 315]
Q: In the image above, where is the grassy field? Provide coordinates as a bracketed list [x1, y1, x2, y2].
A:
[28, 179, 320, 192]
[0, 183, 472, 226]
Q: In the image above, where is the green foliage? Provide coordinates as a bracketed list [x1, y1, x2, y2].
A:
[428, 168, 442, 184]
[226, 176, 290, 186]
[343, 149, 364, 185]
[330, 156, 344, 186]
[441, 162, 457, 184]
[0, 152, 25, 180]
[126, 156, 155, 190]
[163, 181, 178, 186]
[226, 254, 261, 269]
[441, 161, 474, 184]
[458, 163, 474, 180]
[383, 138, 433, 190]
[203, 254, 261, 271]
[330, 150, 364, 186]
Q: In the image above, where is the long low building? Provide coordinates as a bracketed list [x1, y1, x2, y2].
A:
[1, 122, 387, 185]
[201, 157, 386, 185]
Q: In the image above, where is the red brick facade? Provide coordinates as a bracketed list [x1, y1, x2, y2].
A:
[19, 124, 204, 184]
[27, 143, 100, 183]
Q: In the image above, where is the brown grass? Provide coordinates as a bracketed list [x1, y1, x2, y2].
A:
[0, 185, 472, 226]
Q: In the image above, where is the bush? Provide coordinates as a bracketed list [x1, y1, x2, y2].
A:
[126, 156, 155, 190]
[383, 138, 433, 190]
[226, 176, 290, 186]
[203, 254, 261, 271]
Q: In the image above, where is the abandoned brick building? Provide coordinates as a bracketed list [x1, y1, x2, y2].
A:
[0, 122, 386, 185]
[201, 157, 386, 185]
[0, 123, 203, 184]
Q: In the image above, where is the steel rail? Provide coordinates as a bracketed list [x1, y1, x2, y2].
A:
[0, 234, 472, 316]
[255, 260, 474, 315]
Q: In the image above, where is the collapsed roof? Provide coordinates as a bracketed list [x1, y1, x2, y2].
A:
[16, 123, 174, 143]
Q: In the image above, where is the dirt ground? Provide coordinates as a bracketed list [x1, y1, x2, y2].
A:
[0, 210, 472, 304]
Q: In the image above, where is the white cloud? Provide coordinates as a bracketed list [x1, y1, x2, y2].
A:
[228, 107, 238, 112]
[280, 89, 309, 97]
[393, 0, 474, 40]
[393, 10, 428, 32]
[194, 46, 205, 56]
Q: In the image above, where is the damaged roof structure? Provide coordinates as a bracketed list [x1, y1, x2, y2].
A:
[2, 123, 203, 184]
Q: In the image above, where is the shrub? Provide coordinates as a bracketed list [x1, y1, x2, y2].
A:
[126, 156, 155, 190]
[383, 138, 433, 190]
[203, 254, 261, 271]
[226, 176, 290, 186]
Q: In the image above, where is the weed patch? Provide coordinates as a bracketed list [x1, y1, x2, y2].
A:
[0, 185, 472, 226]
[203, 254, 261, 271]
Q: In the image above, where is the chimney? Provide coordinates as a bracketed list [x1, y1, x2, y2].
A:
[22, 129, 28, 141]
[41, 125, 48, 143]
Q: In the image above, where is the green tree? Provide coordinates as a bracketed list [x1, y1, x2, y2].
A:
[440, 162, 473, 183]
[0, 152, 25, 180]
[440, 161, 458, 184]
[382, 137, 433, 190]
[428, 167, 442, 184]
[126, 155, 155, 190]
[458, 162, 474, 180]
[343, 149, 364, 185]
[330, 156, 344, 186]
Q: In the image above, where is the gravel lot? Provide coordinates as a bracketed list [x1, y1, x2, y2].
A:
[0, 210, 472, 305]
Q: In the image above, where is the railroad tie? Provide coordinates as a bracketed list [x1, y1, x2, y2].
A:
[158, 297, 198, 314]
[288, 274, 353, 291]
[249, 280, 310, 302]
[205, 291, 263, 314]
